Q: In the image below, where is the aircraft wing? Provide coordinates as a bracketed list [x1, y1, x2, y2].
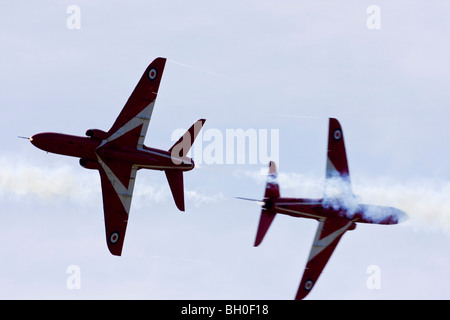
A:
[104, 57, 167, 148]
[97, 156, 138, 256]
[295, 218, 354, 299]
[326, 118, 349, 178]
[324, 118, 354, 202]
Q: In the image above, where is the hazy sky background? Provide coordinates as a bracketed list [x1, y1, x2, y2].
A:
[0, 1, 449, 299]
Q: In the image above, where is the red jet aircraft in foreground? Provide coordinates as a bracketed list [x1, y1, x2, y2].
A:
[239, 118, 407, 299]
[29, 57, 205, 256]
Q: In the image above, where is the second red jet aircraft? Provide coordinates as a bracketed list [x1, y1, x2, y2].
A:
[238, 118, 407, 299]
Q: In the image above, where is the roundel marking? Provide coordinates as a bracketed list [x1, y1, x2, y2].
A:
[333, 128, 342, 141]
[148, 67, 158, 80]
[304, 279, 314, 291]
[109, 231, 120, 244]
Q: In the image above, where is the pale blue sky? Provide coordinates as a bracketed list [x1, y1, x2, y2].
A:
[0, 1, 449, 299]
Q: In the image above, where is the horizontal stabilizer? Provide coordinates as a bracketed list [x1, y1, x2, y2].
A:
[165, 170, 185, 211]
[254, 161, 280, 246]
[254, 210, 276, 247]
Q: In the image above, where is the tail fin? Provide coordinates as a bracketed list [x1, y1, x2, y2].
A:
[165, 119, 205, 211]
[254, 161, 280, 247]
[169, 119, 206, 159]
[165, 170, 185, 211]
[254, 210, 276, 246]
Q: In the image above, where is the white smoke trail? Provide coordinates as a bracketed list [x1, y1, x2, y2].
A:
[0, 156, 223, 208]
[185, 190, 225, 206]
[239, 168, 323, 198]
[0, 157, 99, 204]
[240, 168, 450, 233]
[353, 176, 450, 233]
[168, 59, 231, 80]
[132, 184, 224, 208]
[2, 156, 448, 231]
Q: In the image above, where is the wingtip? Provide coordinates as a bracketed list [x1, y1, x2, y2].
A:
[108, 245, 123, 257]
[175, 196, 185, 212]
[329, 117, 342, 129]
[294, 291, 308, 300]
[153, 57, 167, 63]
[294, 279, 314, 300]
[176, 199, 185, 212]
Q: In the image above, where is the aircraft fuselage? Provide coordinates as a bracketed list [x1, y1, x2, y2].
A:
[30, 132, 195, 171]
[267, 197, 406, 225]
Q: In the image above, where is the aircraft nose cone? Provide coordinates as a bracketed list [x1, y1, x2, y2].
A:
[396, 209, 408, 223]
[30, 133, 48, 151]
[30, 134, 39, 146]
[384, 207, 408, 224]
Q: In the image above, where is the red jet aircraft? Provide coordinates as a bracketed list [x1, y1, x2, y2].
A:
[29, 57, 205, 256]
[239, 118, 407, 299]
